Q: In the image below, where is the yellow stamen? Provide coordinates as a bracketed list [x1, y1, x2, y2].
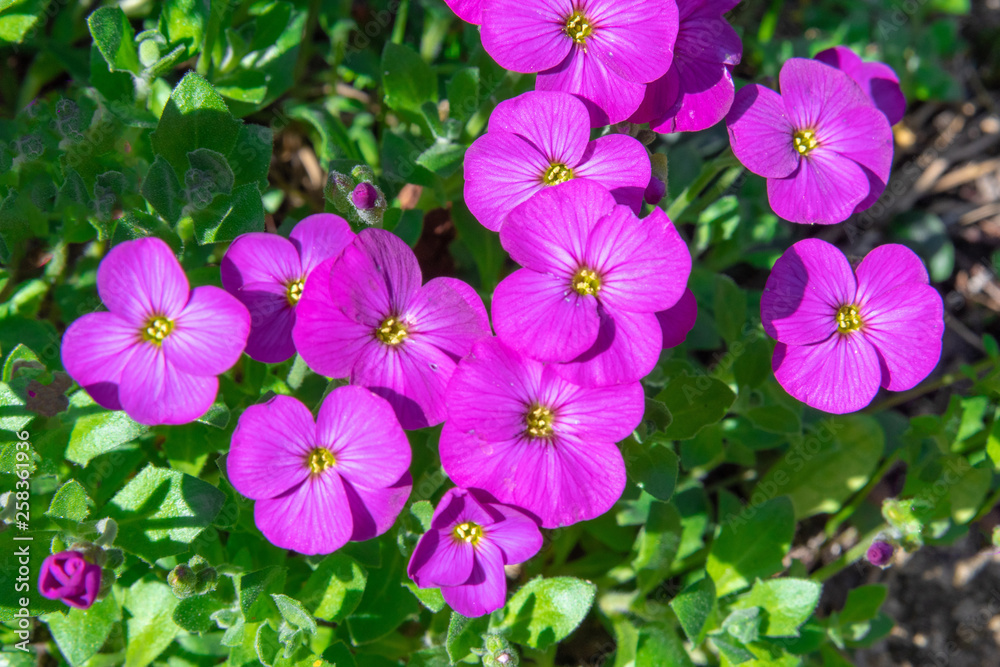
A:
[542, 162, 574, 186]
[564, 11, 593, 45]
[306, 447, 336, 474]
[526, 405, 555, 438]
[286, 278, 305, 306]
[452, 521, 483, 545]
[142, 316, 173, 344]
[572, 268, 601, 296]
[836, 304, 863, 333]
[793, 129, 819, 156]
[376, 317, 408, 345]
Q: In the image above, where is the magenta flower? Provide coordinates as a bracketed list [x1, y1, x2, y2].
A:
[630, 0, 742, 133]
[725, 58, 894, 225]
[439, 338, 645, 528]
[443, 0, 482, 24]
[227, 388, 412, 555]
[866, 540, 894, 566]
[815, 46, 905, 125]
[407, 488, 542, 617]
[657, 288, 698, 349]
[492, 179, 691, 387]
[481, 0, 679, 125]
[38, 551, 102, 610]
[61, 238, 250, 425]
[292, 228, 491, 429]
[761, 239, 943, 414]
[464, 91, 650, 232]
[221, 214, 354, 363]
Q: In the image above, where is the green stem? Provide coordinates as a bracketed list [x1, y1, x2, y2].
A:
[664, 147, 740, 223]
[810, 525, 885, 583]
[391, 0, 410, 44]
[824, 452, 901, 538]
[865, 356, 995, 413]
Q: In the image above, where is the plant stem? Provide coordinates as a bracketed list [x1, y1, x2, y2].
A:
[824, 452, 901, 538]
[810, 525, 885, 583]
[665, 147, 740, 223]
[866, 356, 995, 413]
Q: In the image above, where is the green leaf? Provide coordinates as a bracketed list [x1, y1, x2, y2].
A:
[159, 0, 207, 56]
[0, 382, 32, 431]
[191, 183, 265, 244]
[670, 576, 717, 644]
[839, 585, 887, 625]
[445, 612, 489, 664]
[45, 480, 91, 524]
[124, 579, 180, 667]
[0, 0, 45, 44]
[657, 373, 737, 440]
[950, 463, 991, 524]
[754, 415, 883, 519]
[240, 567, 287, 623]
[714, 275, 746, 343]
[403, 581, 446, 612]
[710, 634, 754, 664]
[745, 406, 800, 435]
[381, 42, 437, 113]
[87, 6, 141, 73]
[172, 595, 225, 634]
[733, 338, 771, 389]
[231, 124, 274, 189]
[707, 494, 795, 597]
[66, 410, 148, 467]
[272, 594, 317, 635]
[731, 578, 821, 637]
[44, 596, 121, 666]
[150, 72, 242, 176]
[106, 465, 226, 562]
[188, 148, 235, 196]
[632, 501, 682, 594]
[216, 70, 269, 104]
[722, 607, 762, 644]
[322, 641, 357, 667]
[636, 626, 695, 667]
[298, 553, 367, 622]
[345, 540, 417, 645]
[498, 576, 596, 650]
[622, 438, 679, 502]
[141, 156, 184, 225]
[447, 67, 480, 124]
[451, 200, 505, 293]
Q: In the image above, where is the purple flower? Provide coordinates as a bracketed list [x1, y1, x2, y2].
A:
[866, 540, 894, 566]
[443, 0, 482, 24]
[725, 58, 894, 225]
[630, 0, 742, 133]
[439, 338, 645, 528]
[221, 214, 354, 363]
[351, 183, 380, 210]
[815, 46, 905, 125]
[657, 287, 698, 349]
[492, 180, 691, 387]
[292, 228, 491, 429]
[61, 238, 250, 425]
[761, 239, 943, 413]
[464, 91, 650, 232]
[227, 388, 412, 555]
[38, 551, 103, 610]
[407, 488, 542, 617]
[481, 0, 679, 126]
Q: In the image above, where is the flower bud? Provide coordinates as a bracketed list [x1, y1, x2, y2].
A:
[38, 551, 103, 609]
[168, 564, 199, 598]
[866, 540, 894, 567]
[196, 566, 219, 594]
[104, 548, 124, 569]
[644, 177, 666, 206]
[95, 517, 118, 547]
[351, 182, 380, 210]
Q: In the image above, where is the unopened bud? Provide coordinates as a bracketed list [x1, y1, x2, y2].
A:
[351, 182, 380, 210]
[866, 540, 894, 567]
[168, 564, 199, 598]
[650, 153, 668, 181]
[644, 177, 666, 206]
[95, 517, 118, 547]
[196, 566, 219, 594]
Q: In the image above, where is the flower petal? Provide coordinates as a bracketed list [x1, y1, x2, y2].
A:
[492, 269, 601, 363]
[430, 487, 497, 530]
[481, 0, 571, 74]
[630, 66, 681, 126]
[537, 48, 647, 126]
[854, 243, 930, 305]
[572, 134, 651, 213]
[484, 503, 543, 564]
[220, 233, 301, 293]
[315, 385, 411, 489]
[812, 104, 893, 213]
[655, 54, 737, 133]
[766, 148, 869, 225]
[779, 57, 871, 132]
[440, 542, 508, 617]
[97, 237, 190, 323]
[289, 213, 356, 276]
[861, 284, 943, 391]
[345, 472, 412, 541]
[254, 472, 353, 555]
[445, 0, 483, 24]
[814, 47, 905, 125]
[163, 286, 250, 376]
[61, 312, 142, 410]
[772, 334, 881, 414]
[584, 0, 678, 84]
[227, 395, 315, 500]
[487, 91, 590, 166]
[656, 288, 697, 348]
[542, 371, 645, 443]
[407, 277, 491, 360]
[408, 529, 476, 588]
[118, 345, 218, 425]
[463, 131, 551, 232]
[726, 84, 799, 178]
[236, 282, 297, 363]
[554, 307, 663, 387]
[761, 238, 856, 345]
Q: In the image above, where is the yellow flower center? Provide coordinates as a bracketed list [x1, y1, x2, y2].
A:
[526, 405, 555, 438]
[376, 316, 408, 345]
[452, 521, 483, 545]
[564, 11, 593, 45]
[142, 316, 173, 344]
[836, 304, 863, 333]
[286, 278, 305, 306]
[306, 447, 336, 474]
[542, 162, 574, 186]
[793, 129, 819, 156]
[572, 268, 601, 296]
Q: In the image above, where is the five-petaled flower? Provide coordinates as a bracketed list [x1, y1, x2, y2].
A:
[725, 58, 894, 225]
[293, 228, 491, 429]
[465, 91, 651, 232]
[61, 237, 250, 425]
[439, 338, 645, 528]
[38, 551, 103, 610]
[761, 239, 944, 413]
[815, 46, 905, 125]
[407, 487, 542, 617]
[221, 213, 355, 363]
[227, 388, 412, 555]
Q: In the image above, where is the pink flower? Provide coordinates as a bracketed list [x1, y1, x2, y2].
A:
[38, 551, 102, 610]
[481, 0, 679, 125]
[815, 46, 905, 125]
[61, 238, 250, 425]
[442, 0, 483, 24]
[762, 239, 943, 413]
